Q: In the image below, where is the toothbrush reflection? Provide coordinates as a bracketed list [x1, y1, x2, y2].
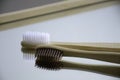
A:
[22, 48, 35, 60]
[35, 57, 120, 77]
[22, 48, 120, 77]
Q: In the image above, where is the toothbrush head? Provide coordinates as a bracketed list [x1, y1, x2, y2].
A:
[35, 47, 63, 61]
[22, 31, 50, 46]
[35, 58, 63, 70]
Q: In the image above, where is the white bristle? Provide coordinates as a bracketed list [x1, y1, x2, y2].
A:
[23, 31, 50, 45]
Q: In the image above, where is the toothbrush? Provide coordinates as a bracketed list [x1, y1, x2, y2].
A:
[22, 45, 120, 64]
[35, 58, 120, 77]
[22, 47, 120, 77]
[22, 32, 119, 63]
[21, 31, 120, 52]
[36, 45, 120, 64]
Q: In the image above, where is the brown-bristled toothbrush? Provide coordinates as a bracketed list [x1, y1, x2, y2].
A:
[35, 45, 120, 64]
[21, 47, 120, 77]
[21, 44, 120, 64]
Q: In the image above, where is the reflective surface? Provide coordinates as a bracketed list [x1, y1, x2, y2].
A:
[0, 4, 120, 80]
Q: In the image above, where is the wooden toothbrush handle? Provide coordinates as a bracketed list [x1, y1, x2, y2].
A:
[22, 41, 120, 52]
[52, 42, 120, 52]
[22, 41, 120, 63]
[63, 61, 120, 77]
[62, 46, 120, 64]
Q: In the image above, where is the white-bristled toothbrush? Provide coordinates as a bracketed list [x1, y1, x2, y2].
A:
[21, 31, 120, 52]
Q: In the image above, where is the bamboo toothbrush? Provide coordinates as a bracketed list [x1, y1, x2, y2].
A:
[36, 45, 120, 64]
[35, 58, 120, 77]
[21, 31, 120, 52]
[21, 45, 120, 64]
[22, 47, 120, 77]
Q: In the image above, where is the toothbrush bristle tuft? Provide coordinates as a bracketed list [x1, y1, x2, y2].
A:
[23, 31, 50, 45]
[35, 48, 63, 61]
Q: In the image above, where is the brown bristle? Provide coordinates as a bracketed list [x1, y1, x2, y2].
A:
[35, 58, 63, 70]
[35, 48, 63, 61]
